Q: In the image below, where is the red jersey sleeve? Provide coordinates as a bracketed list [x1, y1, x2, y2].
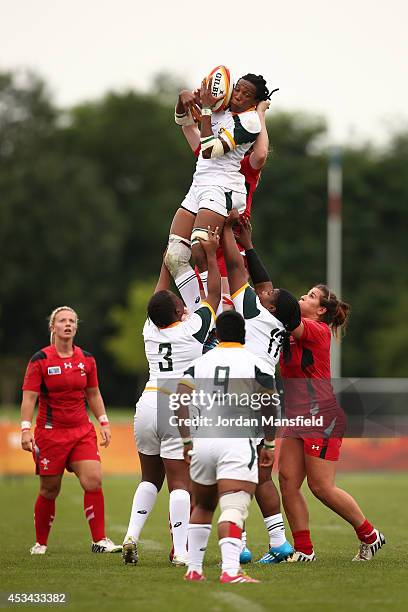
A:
[240, 154, 261, 183]
[301, 318, 330, 344]
[22, 358, 43, 393]
[86, 356, 99, 388]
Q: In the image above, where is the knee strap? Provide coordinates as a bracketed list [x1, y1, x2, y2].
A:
[164, 234, 192, 278]
[218, 491, 251, 529]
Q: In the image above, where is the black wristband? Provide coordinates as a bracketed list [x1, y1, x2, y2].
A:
[245, 248, 271, 285]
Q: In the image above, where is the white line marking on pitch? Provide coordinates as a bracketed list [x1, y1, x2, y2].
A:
[215, 592, 265, 612]
[139, 539, 164, 551]
[109, 524, 128, 532]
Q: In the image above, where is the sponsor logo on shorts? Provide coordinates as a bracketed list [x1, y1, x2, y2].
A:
[48, 366, 61, 375]
[173, 522, 182, 528]
[311, 444, 320, 450]
[137, 510, 147, 514]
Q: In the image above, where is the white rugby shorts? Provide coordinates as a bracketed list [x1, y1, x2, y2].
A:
[189, 437, 258, 486]
[180, 185, 246, 218]
[134, 392, 183, 460]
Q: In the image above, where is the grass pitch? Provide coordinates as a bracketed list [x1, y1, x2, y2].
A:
[1, 473, 407, 611]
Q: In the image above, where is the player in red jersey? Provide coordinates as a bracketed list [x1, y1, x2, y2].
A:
[20, 306, 121, 555]
[278, 286, 386, 561]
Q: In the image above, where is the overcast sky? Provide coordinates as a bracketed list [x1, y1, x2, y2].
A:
[1, 0, 407, 145]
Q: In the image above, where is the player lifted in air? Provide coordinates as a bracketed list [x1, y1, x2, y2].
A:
[122, 229, 221, 567]
[165, 69, 272, 312]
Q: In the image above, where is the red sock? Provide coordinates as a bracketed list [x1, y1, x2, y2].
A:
[293, 530, 313, 555]
[355, 519, 376, 544]
[84, 489, 105, 542]
[34, 495, 55, 546]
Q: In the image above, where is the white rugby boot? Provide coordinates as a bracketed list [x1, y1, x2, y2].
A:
[30, 543, 47, 555]
[91, 537, 122, 553]
[352, 529, 385, 561]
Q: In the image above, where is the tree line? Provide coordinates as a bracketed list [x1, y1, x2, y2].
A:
[1, 70, 407, 407]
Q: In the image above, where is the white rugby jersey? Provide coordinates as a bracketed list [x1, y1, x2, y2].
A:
[193, 109, 261, 192]
[181, 342, 274, 385]
[143, 302, 215, 391]
[232, 283, 286, 375]
[180, 343, 275, 435]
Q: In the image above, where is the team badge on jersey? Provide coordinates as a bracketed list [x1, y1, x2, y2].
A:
[47, 366, 61, 375]
[78, 362, 86, 376]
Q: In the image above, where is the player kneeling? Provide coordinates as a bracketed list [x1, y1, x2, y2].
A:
[175, 311, 276, 583]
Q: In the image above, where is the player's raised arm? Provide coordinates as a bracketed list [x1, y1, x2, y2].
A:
[198, 227, 221, 314]
[199, 78, 231, 159]
[154, 258, 172, 294]
[250, 100, 270, 170]
[238, 217, 274, 294]
[223, 210, 249, 296]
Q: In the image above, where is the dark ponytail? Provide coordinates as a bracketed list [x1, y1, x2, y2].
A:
[316, 284, 351, 339]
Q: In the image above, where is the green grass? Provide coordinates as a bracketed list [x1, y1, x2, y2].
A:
[1, 474, 407, 611]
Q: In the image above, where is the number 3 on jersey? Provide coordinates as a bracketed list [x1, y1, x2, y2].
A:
[158, 343, 173, 372]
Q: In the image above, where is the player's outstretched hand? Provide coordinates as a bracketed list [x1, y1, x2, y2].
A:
[259, 446, 274, 468]
[200, 78, 224, 109]
[237, 216, 253, 250]
[256, 100, 270, 114]
[99, 423, 112, 448]
[179, 89, 196, 113]
[224, 209, 240, 228]
[199, 226, 220, 257]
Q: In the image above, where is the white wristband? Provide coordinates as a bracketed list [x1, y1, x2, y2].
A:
[21, 420, 32, 431]
[201, 107, 212, 116]
[98, 414, 109, 425]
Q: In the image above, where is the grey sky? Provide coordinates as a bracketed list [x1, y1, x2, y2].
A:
[1, 0, 407, 145]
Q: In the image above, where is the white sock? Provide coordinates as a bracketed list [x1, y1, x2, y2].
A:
[175, 268, 201, 313]
[125, 481, 158, 542]
[187, 523, 211, 573]
[264, 513, 286, 548]
[169, 489, 190, 558]
[241, 529, 247, 552]
[219, 537, 241, 575]
[199, 271, 208, 296]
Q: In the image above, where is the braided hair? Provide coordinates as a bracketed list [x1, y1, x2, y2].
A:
[240, 73, 271, 102]
[316, 284, 351, 339]
[274, 289, 301, 362]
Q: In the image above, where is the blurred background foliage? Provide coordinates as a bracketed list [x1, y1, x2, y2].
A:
[1, 70, 407, 407]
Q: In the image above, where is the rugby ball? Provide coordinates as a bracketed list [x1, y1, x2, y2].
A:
[206, 65, 233, 112]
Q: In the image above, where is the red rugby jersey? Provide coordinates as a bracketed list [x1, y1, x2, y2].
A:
[22, 345, 98, 429]
[279, 318, 334, 408]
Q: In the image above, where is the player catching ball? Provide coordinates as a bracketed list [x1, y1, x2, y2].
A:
[166, 71, 272, 311]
